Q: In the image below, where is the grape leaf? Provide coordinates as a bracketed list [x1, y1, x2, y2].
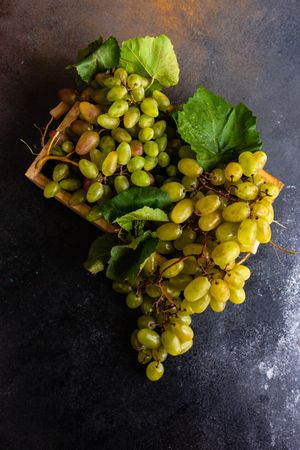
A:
[119, 35, 179, 89]
[102, 187, 172, 223]
[68, 36, 120, 83]
[174, 86, 262, 170]
[106, 231, 158, 282]
[113, 206, 168, 232]
[84, 234, 119, 275]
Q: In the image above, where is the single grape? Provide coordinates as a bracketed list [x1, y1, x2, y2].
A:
[79, 159, 99, 179]
[211, 241, 240, 267]
[140, 97, 159, 117]
[43, 181, 60, 198]
[144, 141, 159, 157]
[237, 218, 257, 246]
[156, 223, 182, 241]
[116, 142, 131, 165]
[177, 158, 203, 177]
[111, 127, 132, 144]
[224, 271, 245, 289]
[198, 210, 223, 232]
[130, 329, 144, 351]
[97, 113, 120, 130]
[222, 202, 251, 222]
[235, 182, 259, 201]
[139, 114, 155, 128]
[59, 178, 82, 191]
[161, 330, 182, 355]
[210, 168, 226, 185]
[123, 106, 140, 129]
[69, 188, 86, 206]
[238, 151, 259, 176]
[126, 292, 143, 309]
[131, 170, 151, 187]
[146, 361, 164, 381]
[137, 329, 161, 349]
[108, 99, 129, 118]
[253, 151, 267, 169]
[224, 162, 243, 182]
[102, 151, 118, 176]
[255, 217, 271, 243]
[190, 293, 211, 314]
[75, 130, 100, 155]
[112, 281, 133, 294]
[210, 298, 226, 312]
[90, 148, 106, 170]
[86, 182, 104, 203]
[152, 346, 168, 362]
[138, 349, 152, 365]
[152, 90, 170, 111]
[184, 276, 211, 302]
[229, 288, 246, 304]
[160, 258, 184, 278]
[157, 152, 170, 168]
[215, 222, 239, 242]
[210, 279, 230, 302]
[170, 198, 194, 224]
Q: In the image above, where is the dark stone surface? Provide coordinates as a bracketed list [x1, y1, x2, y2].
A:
[1, 1, 299, 449]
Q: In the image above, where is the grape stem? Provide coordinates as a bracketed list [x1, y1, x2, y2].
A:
[269, 241, 297, 255]
[237, 253, 251, 265]
[35, 154, 79, 169]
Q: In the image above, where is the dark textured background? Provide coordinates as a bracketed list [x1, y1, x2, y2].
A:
[1, 1, 299, 449]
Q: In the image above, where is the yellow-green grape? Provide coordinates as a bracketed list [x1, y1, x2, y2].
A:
[114, 67, 128, 83]
[103, 76, 121, 88]
[43, 181, 60, 198]
[231, 264, 251, 280]
[257, 199, 274, 223]
[140, 97, 159, 117]
[222, 202, 251, 222]
[173, 227, 197, 251]
[69, 188, 86, 206]
[126, 73, 143, 89]
[253, 150, 267, 169]
[59, 178, 81, 191]
[210, 298, 226, 312]
[181, 299, 194, 315]
[106, 85, 127, 101]
[112, 281, 133, 294]
[152, 120, 167, 138]
[126, 292, 143, 309]
[237, 219, 257, 246]
[131, 170, 151, 187]
[184, 276, 211, 302]
[176, 312, 192, 325]
[138, 349, 152, 365]
[131, 86, 145, 102]
[143, 252, 160, 276]
[100, 135, 116, 153]
[210, 279, 230, 302]
[152, 89, 170, 111]
[127, 156, 145, 172]
[146, 361, 164, 381]
[160, 258, 184, 278]
[239, 240, 260, 254]
[138, 127, 154, 142]
[215, 222, 239, 242]
[198, 211, 223, 232]
[255, 217, 271, 243]
[170, 198, 194, 224]
[108, 99, 129, 118]
[158, 152, 170, 168]
[123, 106, 140, 129]
[144, 141, 159, 157]
[86, 182, 104, 203]
[75, 130, 100, 155]
[250, 201, 271, 220]
[90, 148, 105, 170]
[152, 347, 168, 362]
[190, 293, 211, 314]
[177, 158, 203, 177]
[145, 285, 161, 298]
[156, 240, 174, 255]
[79, 159, 99, 179]
[166, 164, 177, 177]
[111, 127, 132, 144]
[210, 168, 226, 186]
[181, 175, 199, 191]
[252, 172, 265, 187]
[161, 330, 182, 355]
[138, 114, 155, 128]
[97, 113, 120, 130]
[61, 141, 74, 153]
[183, 243, 203, 256]
[86, 205, 103, 222]
[211, 241, 240, 267]
[144, 156, 158, 171]
[173, 322, 194, 343]
[156, 223, 182, 241]
[224, 271, 245, 289]
[195, 195, 221, 216]
[140, 297, 155, 314]
[182, 256, 201, 276]
[229, 288, 246, 304]
[130, 329, 144, 351]
[238, 151, 259, 176]
[114, 175, 129, 193]
[116, 142, 131, 165]
[180, 340, 193, 354]
[137, 315, 156, 330]
[235, 182, 259, 201]
[224, 162, 243, 182]
[52, 163, 69, 182]
[102, 151, 118, 176]
[169, 273, 193, 290]
[137, 329, 161, 349]
[260, 183, 280, 202]
[156, 135, 168, 152]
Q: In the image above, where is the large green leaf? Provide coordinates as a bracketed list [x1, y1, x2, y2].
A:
[113, 206, 168, 232]
[102, 187, 172, 223]
[119, 35, 179, 89]
[106, 231, 158, 282]
[174, 86, 262, 170]
[68, 36, 120, 83]
[84, 234, 119, 275]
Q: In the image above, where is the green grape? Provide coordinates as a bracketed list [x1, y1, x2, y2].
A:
[224, 271, 245, 289]
[69, 188, 86, 206]
[235, 182, 259, 201]
[183, 243, 204, 256]
[211, 241, 240, 267]
[79, 159, 99, 179]
[152, 120, 167, 138]
[97, 113, 120, 130]
[61, 140, 74, 153]
[260, 183, 280, 202]
[113, 67, 128, 83]
[152, 90, 170, 111]
[140, 297, 154, 314]
[137, 315, 156, 330]
[86, 204, 103, 222]
[43, 181, 60, 198]
[102, 151, 118, 176]
[195, 195, 221, 216]
[131, 86, 145, 102]
[190, 293, 211, 314]
[146, 361, 164, 381]
[52, 163, 69, 182]
[181, 299, 195, 315]
[87, 182, 104, 203]
[178, 145, 196, 159]
[184, 276, 211, 302]
[138, 127, 154, 142]
[210, 298, 226, 312]
[180, 340, 193, 354]
[156, 223, 182, 241]
[127, 156, 145, 172]
[156, 240, 174, 255]
[126, 292, 143, 309]
[90, 148, 106, 170]
[172, 322, 194, 343]
[127, 73, 143, 89]
[152, 346, 168, 362]
[210, 168, 226, 185]
[116, 142, 131, 165]
[131, 170, 151, 187]
[114, 175, 130, 193]
[71, 119, 93, 136]
[178, 158, 203, 177]
[111, 127, 132, 144]
[224, 162, 243, 182]
[140, 97, 159, 117]
[100, 135, 116, 153]
[112, 281, 133, 294]
[137, 329, 161, 349]
[106, 85, 127, 101]
[162, 282, 181, 298]
[156, 135, 168, 152]
[182, 256, 201, 276]
[210, 279, 230, 302]
[176, 312, 192, 325]
[75, 130, 100, 155]
[160, 258, 184, 278]
[143, 252, 160, 276]
[108, 99, 129, 118]
[229, 288, 246, 304]
[59, 178, 81, 191]
[252, 172, 265, 186]
[138, 114, 155, 128]
[170, 198, 194, 224]
[50, 145, 64, 156]
[123, 106, 140, 129]
[222, 202, 250, 222]
[158, 152, 170, 168]
[215, 222, 239, 242]
[255, 217, 271, 243]
[237, 219, 257, 245]
[144, 156, 158, 171]
[130, 329, 144, 351]
[257, 199, 274, 223]
[145, 285, 161, 298]
[138, 349, 152, 365]
[253, 150, 267, 169]
[181, 175, 198, 191]
[144, 141, 159, 157]
[161, 330, 182, 356]
[103, 76, 121, 88]
[238, 151, 259, 176]
[250, 202, 270, 221]
[165, 164, 177, 177]
[174, 227, 197, 251]
[231, 264, 251, 280]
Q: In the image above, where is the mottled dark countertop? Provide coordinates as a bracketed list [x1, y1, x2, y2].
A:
[1, 1, 299, 449]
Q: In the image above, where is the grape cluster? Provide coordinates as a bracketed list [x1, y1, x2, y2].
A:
[41, 68, 280, 381]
